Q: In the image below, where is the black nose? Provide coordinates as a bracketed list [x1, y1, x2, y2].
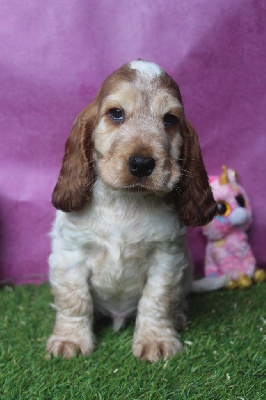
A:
[128, 156, 156, 178]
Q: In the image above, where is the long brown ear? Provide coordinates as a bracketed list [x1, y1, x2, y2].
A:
[173, 120, 217, 226]
[52, 103, 97, 212]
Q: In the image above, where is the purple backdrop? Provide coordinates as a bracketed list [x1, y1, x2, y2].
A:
[1, 0, 265, 284]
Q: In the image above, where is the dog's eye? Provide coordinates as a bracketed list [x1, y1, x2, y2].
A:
[217, 201, 231, 217]
[109, 108, 124, 122]
[163, 113, 178, 127]
[235, 194, 246, 208]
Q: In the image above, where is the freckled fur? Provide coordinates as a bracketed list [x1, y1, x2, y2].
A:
[47, 60, 217, 362]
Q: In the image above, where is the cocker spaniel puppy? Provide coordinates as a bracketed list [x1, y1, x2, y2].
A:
[46, 60, 217, 362]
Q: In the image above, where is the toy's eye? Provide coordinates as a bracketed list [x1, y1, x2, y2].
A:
[217, 201, 231, 217]
[235, 194, 246, 208]
[163, 113, 178, 127]
[109, 108, 124, 122]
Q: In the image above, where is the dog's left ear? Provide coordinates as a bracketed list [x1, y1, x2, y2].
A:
[173, 120, 217, 227]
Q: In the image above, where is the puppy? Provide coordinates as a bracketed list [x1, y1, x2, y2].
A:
[46, 60, 217, 362]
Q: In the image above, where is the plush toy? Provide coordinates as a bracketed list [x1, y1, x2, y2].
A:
[203, 166, 266, 289]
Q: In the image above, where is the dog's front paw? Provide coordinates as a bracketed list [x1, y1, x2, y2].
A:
[132, 336, 182, 362]
[46, 334, 95, 359]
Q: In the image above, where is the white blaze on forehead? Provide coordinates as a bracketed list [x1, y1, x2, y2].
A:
[129, 60, 163, 78]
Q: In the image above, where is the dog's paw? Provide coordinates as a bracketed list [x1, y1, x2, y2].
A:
[46, 335, 95, 359]
[132, 337, 182, 362]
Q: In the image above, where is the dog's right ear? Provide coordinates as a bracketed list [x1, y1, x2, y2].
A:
[172, 120, 218, 227]
[52, 103, 97, 212]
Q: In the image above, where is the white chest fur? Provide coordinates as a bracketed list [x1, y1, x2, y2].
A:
[49, 179, 186, 321]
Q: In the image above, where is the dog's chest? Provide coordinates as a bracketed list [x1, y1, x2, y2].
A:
[89, 238, 151, 317]
[66, 183, 184, 316]
[87, 202, 162, 314]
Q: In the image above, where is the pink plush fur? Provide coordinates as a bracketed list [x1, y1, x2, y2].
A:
[203, 167, 256, 284]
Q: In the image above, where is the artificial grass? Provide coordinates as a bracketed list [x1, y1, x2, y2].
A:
[1, 282, 265, 400]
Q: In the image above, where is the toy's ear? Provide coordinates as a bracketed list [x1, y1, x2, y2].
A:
[228, 168, 239, 183]
[173, 120, 218, 226]
[52, 103, 97, 212]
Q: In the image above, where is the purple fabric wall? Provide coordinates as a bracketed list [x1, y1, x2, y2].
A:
[1, 0, 265, 284]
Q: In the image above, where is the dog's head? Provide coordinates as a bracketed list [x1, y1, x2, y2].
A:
[52, 60, 217, 226]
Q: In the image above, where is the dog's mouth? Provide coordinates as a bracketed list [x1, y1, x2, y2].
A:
[123, 183, 153, 194]
[120, 177, 176, 197]
[100, 175, 169, 196]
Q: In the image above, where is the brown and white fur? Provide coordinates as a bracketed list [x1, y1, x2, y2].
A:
[46, 60, 218, 362]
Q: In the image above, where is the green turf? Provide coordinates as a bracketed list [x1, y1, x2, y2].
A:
[1, 282, 265, 399]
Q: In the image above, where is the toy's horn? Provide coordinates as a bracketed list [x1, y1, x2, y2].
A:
[219, 165, 229, 185]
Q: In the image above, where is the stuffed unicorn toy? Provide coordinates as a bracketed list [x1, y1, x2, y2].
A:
[203, 166, 265, 289]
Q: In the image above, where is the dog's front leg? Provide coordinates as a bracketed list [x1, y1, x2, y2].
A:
[46, 264, 95, 359]
[132, 243, 188, 362]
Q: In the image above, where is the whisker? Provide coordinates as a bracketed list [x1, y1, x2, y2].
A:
[180, 168, 197, 177]
[84, 177, 97, 190]
[81, 160, 94, 168]
[172, 184, 189, 199]
[176, 157, 196, 161]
